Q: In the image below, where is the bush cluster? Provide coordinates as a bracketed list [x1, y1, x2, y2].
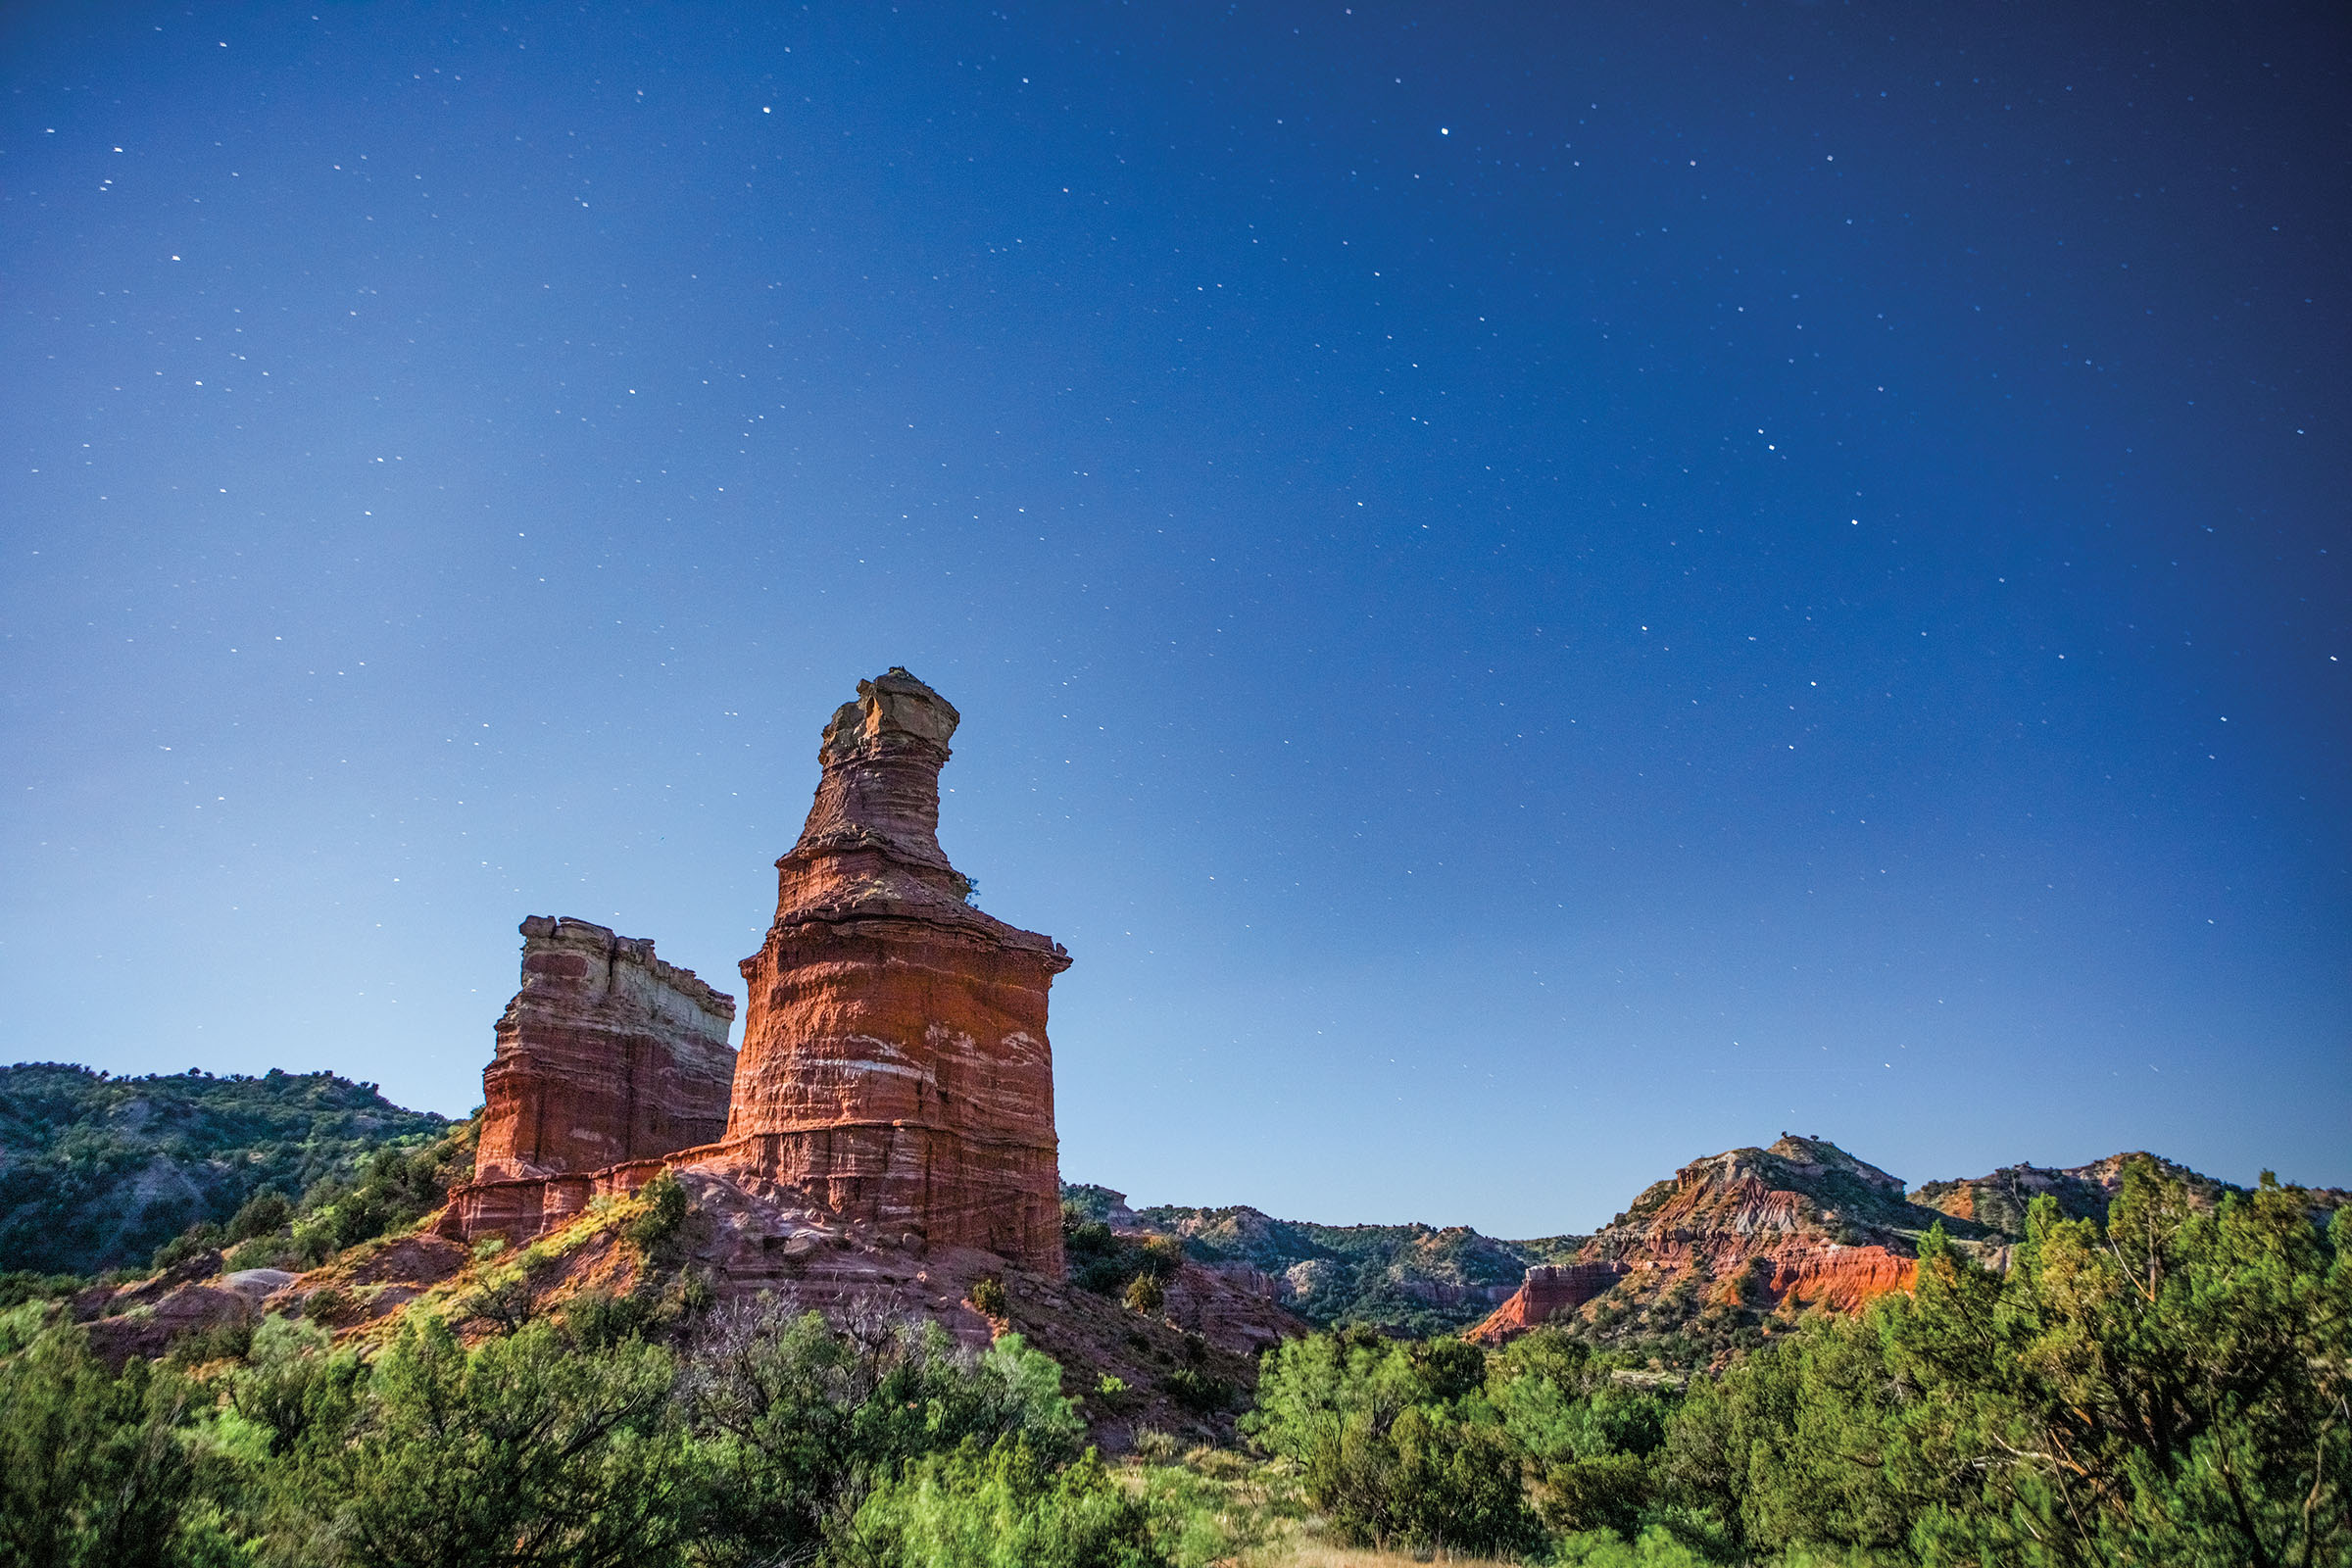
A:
[0, 1285, 1256, 1567]
[7, 1156, 2340, 1568]
[1245, 1159, 2352, 1566]
[1061, 1206, 1183, 1300]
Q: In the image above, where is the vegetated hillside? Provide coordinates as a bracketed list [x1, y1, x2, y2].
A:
[1062, 1182, 1585, 1337]
[1076, 1138, 2352, 1360]
[1911, 1149, 2239, 1234]
[1467, 1134, 2352, 1366]
[0, 1062, 451, 1276]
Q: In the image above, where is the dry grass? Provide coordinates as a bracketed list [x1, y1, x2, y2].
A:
[1245, 1545, 1526, 1567]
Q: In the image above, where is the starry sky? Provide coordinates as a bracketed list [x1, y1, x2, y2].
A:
[4, 2, 2345, 1236]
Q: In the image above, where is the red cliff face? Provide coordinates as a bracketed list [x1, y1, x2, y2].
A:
[473, 917, 737, 1181]
[719, 668, 1073, 1276]
[1468, 1136, 1928, 1345]
[451, 918, 736, 1241]
[1465, 1263, 1630, 1340]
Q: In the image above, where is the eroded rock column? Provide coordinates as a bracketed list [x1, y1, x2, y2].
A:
[723, 668, 1071, 1275]
[474, 916, 737, 1181]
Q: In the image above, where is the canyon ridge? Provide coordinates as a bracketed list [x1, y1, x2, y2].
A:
[15, 667, 2346, 1438]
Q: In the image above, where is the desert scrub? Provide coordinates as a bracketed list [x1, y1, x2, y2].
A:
[1162, 1365, 1233, 1415]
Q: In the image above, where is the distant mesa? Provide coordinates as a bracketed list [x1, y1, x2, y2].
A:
[1458, 1134, 2310, 1347]
[443, 666, 1074, 1278]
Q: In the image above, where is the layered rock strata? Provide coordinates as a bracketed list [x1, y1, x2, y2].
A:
[1467, 1136, 1933, 1344]
[449, 917, 736, 1241]
[1464, 1262, 1630, 1340]
[717, 668, 1073, 1276]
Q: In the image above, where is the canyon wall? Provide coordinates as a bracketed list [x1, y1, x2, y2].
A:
[1465, 1262, 1629, 1340]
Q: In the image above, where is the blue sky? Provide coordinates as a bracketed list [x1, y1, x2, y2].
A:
[4, 2, 2344, 1235]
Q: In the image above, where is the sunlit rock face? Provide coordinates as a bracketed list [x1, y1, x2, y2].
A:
[722, 667, 1072, 1276]
[473, 916, 737, 1183]
[1466, 1136, 1930, 1344]
[1463, 1262, 1630, 1342]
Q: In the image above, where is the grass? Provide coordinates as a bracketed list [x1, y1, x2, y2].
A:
[1246, 1546, 1525, 1567]
[1118, 1446, 1532, 1568]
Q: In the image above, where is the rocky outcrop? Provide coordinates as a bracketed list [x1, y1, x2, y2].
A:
[83, 1281, 252, 1365]
[713, 668, 1072, 1276]
[473, 917, 736, 1181]
[436, 669, 1072, 1279]
[450, 918, 735, 1242]
[1467, 1136, 1945, 1345]
[1465, 1262, 1629, 1340]
[1753, 1243, 1918, 1311]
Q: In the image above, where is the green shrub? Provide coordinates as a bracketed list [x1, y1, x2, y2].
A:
[225, 1314, 364, 1459]
[1162, 1367, 1231, 1415]
[677, 1296, 1083, 1566]
[291, 1314, 685, 1568]
[1063, 1211, 1187, 1301]
[1245, 1328, 1543, 1555]
[0, 1307, 214, 1567]
[148, 1227, 223, 1274]
[460, 1265, 541, 1335]
[1137, 1235, 1183, 1280]
[1132, 1426, 1181, 1462]
[225, 1189, 292, 1244]
[300, 1285, 355, 1327]
[1551, 1524, 1715, 1566]
[560, 1287, 659, 1350]
[622, 1171, 688, 1253]
[1123, 1274, 1165, 1314]
[843, 1437, 1167, 1568]
[0, 1271, 83, 1310]
[971, 1275, 1008, 1317]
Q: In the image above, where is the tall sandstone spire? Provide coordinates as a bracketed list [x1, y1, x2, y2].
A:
[724, 667, 1072, 1275]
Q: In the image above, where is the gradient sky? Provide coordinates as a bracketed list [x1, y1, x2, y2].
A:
[4, 2, 2345, 1237]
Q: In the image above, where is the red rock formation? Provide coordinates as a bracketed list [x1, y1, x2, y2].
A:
[450, 917, 735, 1241]
[715, 668, 1073, 1276]
[439, 671, 1071, 1274]
[472, 915, 736, 1181]
[1468, 1136, 1936, 1344]
[1465, 1263, 1628, 1341]
[1761, 1243, 1917, 1311]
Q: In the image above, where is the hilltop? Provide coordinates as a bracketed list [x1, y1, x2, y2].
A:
[0, 1062, 451, 1277]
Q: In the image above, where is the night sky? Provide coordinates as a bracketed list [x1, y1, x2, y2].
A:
[5, 3, 2345, 1235]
